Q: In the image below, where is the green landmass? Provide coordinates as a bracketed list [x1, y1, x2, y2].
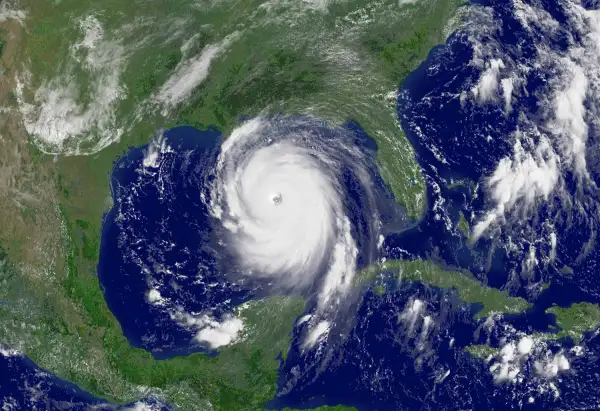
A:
[446, 178, 474, 190]
[359, 259, 531, 319]
[0, 0, 466, 408]
[464, 344, 497, 359]
[0, 232, 306, 410]
[19, 0, 465, 220]
[364, 263, 600, 360]
[465, 302, 600, 358]
[457, 213, 469, 236]
[373, 284, 386, 296]
[3, 0, 598, 404]
[545, 302, 600, 342]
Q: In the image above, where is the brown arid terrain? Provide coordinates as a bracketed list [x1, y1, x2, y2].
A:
[0, 18, 65, 284]
[4, 0, 600, 409]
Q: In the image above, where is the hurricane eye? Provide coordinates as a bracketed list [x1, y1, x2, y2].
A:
[270, 192, 283, 205]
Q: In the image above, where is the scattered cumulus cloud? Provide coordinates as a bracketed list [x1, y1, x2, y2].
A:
[465, 0, 600, 247]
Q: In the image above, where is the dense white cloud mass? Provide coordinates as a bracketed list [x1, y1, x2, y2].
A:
[133, 116, 381, 350]
[0, 0, 26, 23]
[194, 315, 245, 348]
[209, 117, 382, 347]
[212, 118, 368, 306]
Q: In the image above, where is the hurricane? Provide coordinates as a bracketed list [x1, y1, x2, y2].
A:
[99, 116, 390, 353]
[210, 118, 377, 307]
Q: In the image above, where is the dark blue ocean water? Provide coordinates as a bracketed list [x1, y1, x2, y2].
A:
[272, 0, 600, 409]
[4, 0, 600, 409]
[0, 121, 400, 409]
[0, 350, 172, 410]
[97, 119, 397, 357]
[96, 125, 250, 358]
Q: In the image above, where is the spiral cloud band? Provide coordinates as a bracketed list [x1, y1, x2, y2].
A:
[210, 117, 378, 314]
[101, 116, 385, 352]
